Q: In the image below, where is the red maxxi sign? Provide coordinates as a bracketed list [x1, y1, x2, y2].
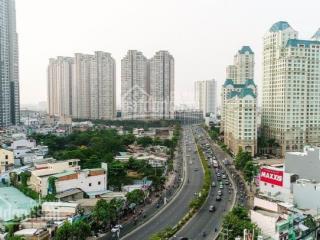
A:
[260, 168, 283, 187]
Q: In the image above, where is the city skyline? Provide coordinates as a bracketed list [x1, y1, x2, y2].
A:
[16, 0, 320, 107]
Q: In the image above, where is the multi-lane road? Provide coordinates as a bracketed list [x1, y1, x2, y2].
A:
[120, 126, 204, 240]
[175, 126, 236, 240]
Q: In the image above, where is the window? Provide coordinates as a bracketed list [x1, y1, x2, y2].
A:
[5, 155, 8, 160]
[89, 183, 92, 187]
[98, 181, 101, 185]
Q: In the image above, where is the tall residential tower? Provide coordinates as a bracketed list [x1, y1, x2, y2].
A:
[149, 51, 174, 119]
[121, 50, 148, 120]
[222, 46, 257, 156]
[194, 79, 217, 117]
[47, 51, 116, 120]
[121, 50, 175, 120]
[262, 21, 320, 155]
[0, 0, 20, 127]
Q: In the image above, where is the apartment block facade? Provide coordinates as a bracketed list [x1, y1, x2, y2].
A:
[222, 46, 257, 156]
[0, 0, 20, 128]
[262, 21, 320, 155]
[121, 50, 149, 120]
[194, 79, 217, 117]
[47, 51, 116, 120]
[121, 50, 174, 120]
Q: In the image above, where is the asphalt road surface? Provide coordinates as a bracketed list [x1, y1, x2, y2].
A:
[175, 126, 235, 240]
[120, 126, 204, 240]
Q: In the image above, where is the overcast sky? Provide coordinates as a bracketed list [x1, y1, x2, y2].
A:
[17, 0, 320, 108]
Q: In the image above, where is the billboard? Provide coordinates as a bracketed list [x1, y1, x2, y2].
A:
[260, 167, 283, 186]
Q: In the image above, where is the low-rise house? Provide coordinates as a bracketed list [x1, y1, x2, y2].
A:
[55, 188, 84, 202]
[14, 228, 50, 240]
[10, 138, 36, 150]
[0, 149, 14, 173]
[42, 202, 79, 220]
[51, 167, 107, 196]
[115, 151, 168, 167]
[29, 159, 80, 196]
[250, 196, 311, 240]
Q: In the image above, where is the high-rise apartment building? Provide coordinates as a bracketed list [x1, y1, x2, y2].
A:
[149, 51, 174, 119]
[0, 0, 20, 127]
[194, 79, 217, 117]
[226, 46, 254, 84]
[47, 57, 73, 117]
[121, 50, 148, 120]
[223, 79, 257, 156]
[222, 46, 257, 156]
[121, 50, 174, 120]
[47, 51, 116, 120]
[262, 21, 320, 155]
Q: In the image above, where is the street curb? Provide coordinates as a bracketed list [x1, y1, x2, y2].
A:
[120, 128, 188, 240]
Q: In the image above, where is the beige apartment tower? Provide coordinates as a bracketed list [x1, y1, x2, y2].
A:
[262, 21, 320, 156]
[47, 51, 116, 120]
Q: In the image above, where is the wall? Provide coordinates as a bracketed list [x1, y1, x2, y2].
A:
[55, 172, 107, 194]
[250, 210, 278, 238]
[259, 169, 292, 203]
[293, 180, 320, 210]
[285, 148, 320, 182]
[0, 149, 14, 173]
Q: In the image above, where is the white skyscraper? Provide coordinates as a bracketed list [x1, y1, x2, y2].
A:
[262, 21, 320, 155]
[48, 51, 116, 120]
[222, 46, 257, 156]
[149, 51, 174, 119]
[121, 50, 148, 120]
[194, 79, 217, 117]
[0, 0, 19, 127]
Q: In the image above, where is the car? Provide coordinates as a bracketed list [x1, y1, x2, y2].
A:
[222, 174, 226, 179]
[225, 180, 229, 185]
[219, 185, 224, 189]
[216, 195, 221, 201]
[194, 168, 199, 171]
[217, 190, 222, 196]
[209, 205, 216, 212]
[212, 182, 216, 187]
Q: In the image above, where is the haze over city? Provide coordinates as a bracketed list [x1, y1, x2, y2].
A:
[17, 0, 320, 106]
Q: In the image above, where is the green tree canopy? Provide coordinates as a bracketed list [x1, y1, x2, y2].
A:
[126, 189, 145, 205]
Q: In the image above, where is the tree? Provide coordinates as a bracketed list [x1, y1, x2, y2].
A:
[222, 206, 259, 240]
[137, 136, 154, 147]
[8, 236, 25, 240]
[243, 161, 258, 182]
[54, 220, 91, 240]
[109, 198, 125, 221]
[54, 221, 73, 240]
[235, 147, 252, 170]
[126, 189, 145, 205]
[92, 199, 111, 229]
[19, 171, 31, 187]
[48, 177, 57, 195]
[71, 221, 91, 240]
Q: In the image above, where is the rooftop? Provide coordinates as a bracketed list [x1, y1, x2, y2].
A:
[286, 39, 320, 48]
[0, 187, 38, 222]
[312, 28, 320, 40]
[238, 46, 254, 54]
[270, 21, 291, 32]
